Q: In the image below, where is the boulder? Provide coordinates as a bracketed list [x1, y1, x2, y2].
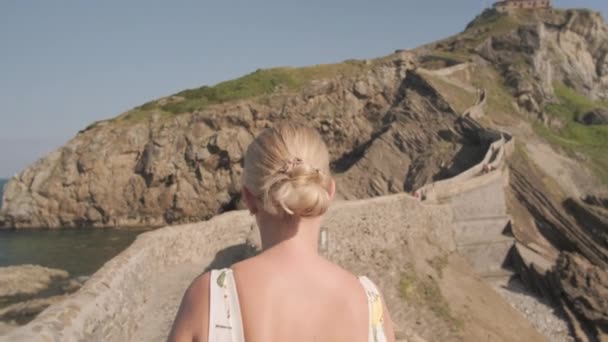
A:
[0, 295, 65, 325]
[577, 108, 608, 125]
[0, 265, 69, 300]
[583, 194, 608, 208]
[554, 252, 608, 335]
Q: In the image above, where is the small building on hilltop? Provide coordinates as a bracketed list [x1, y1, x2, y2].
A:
[493, 0, 551, 12]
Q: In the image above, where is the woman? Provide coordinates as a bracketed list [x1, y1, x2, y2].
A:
[168, 123, 395, 342]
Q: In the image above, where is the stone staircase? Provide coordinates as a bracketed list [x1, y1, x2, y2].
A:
[416, 117, 516, 280]
[447, 172, 515, 278]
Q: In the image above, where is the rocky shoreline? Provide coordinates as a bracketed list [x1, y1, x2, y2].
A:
[0, 265, 85, 333]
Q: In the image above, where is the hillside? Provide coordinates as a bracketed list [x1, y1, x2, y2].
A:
[0, 52, 489, 228]
[1, 6, 608, 340]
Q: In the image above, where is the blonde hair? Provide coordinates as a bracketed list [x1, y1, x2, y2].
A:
[243, 123, 332, 217]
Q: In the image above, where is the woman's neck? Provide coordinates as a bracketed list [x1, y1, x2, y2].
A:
[256, 213, 321, 254]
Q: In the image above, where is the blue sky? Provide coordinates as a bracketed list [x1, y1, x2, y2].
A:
[0, 0, 606, 178]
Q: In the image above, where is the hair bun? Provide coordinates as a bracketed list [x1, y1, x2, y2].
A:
[242, 123, 332, 218]
[263, 162, 330, 217]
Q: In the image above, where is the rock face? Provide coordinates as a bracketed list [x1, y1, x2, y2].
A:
[564, 196, 608, 249]
[554, 253, 608, 337]
[506, 147, 608, 340]
[583, 194, 608, 208]
[577, 108, 608, 125]
[0, 55, 487, 229]
[471, 9, 608, 113]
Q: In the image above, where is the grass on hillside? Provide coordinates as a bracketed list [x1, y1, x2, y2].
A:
[535, 83, 608, 185]
[418, 51, 470, 70]
[469, 65, 519, 126]
[464, 9, 521, 43]
[118, 60, 371, 122]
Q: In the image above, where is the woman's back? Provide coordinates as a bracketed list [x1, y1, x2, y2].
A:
[232, 246, 374, 342]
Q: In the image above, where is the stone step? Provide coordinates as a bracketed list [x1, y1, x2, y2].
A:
[453, 214, 511, 223]
[481, 269, 516, 288]
[479, 268, 515, 281]
[458, 238, 515, 274]
[457, 235, 514, 247]
[452, 216, 511, 245]
[449, 180, 507, 221]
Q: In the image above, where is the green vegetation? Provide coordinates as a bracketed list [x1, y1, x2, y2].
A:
[161, 68, 300, 114]
[545, 83, 608, 120]
[399, 266, 462, 332]
[469, 65, 519, 126]
[535, 83, 608, 185]
[419, 51, 470, 70]
[118, 60, 371, 122]
[465, 9, 521, 42]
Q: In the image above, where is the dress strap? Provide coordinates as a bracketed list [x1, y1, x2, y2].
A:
[208, 269, 245, 342]
[359, 276, 388, 342]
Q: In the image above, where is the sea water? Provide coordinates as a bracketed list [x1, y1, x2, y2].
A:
[0, 227, 145, 276]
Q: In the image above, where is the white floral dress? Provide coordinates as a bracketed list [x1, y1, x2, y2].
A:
[208, 269, 387, 342]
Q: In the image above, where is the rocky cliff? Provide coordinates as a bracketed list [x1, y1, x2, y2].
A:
[0, 54, 489, 228]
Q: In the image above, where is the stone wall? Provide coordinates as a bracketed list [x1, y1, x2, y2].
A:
[419, 129, 513, 203]
[463, 89, 487, 119]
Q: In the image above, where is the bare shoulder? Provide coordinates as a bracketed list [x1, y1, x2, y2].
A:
[187, 272, 211, 298]
[166, 272, 211, 342]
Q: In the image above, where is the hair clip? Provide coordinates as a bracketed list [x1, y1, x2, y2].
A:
[278, 157, 303, 174]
